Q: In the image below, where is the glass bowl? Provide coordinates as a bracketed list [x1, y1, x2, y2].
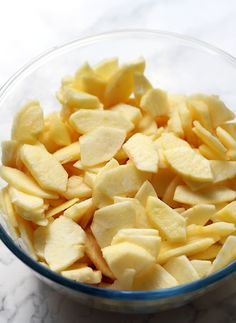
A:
[1, 30, 236, 314]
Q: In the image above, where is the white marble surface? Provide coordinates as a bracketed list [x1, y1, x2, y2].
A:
[1, 0, 236, 322]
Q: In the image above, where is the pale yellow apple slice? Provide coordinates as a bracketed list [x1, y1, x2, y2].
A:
[70, 109, 134, 134]
[111, 228, 161, 259]
[84, 228, 115, 280]
[123, 133, 158, 173]
[1, 140, 18, 167]
[44, 216, 86, 271]
[46, 198, 79, 218]
[163, 255, 200, 284]
[187, 99, 212, 130]
[135, 180, 157, 207]
[210, 160, 236, 183]
[174, 185, 236, 205]
[102, 242, 155, 280]
[93, 164, 149, 208]
[133, 264, 178, 290]
[58, 87, 100, 110]
[216, 126, 236, 150]
[214, 201, 236, 224]
[191, 95, 234, 128]
[53, 142, 80, 164]
[34, 226, 48, 259]
[209, 236, 236, 273]
[0, 166, 58, 199]
[134, 72, 152, 102]
[146, 196, 186, 243]
[190, 260, 211, 278]
[9, 187, 47, 226]
[192, 244, 221, 260]
[61, 266, 102, 284]
[104, 65, 134, 106]
[20, 144, 68, 193]
[11, 100, 44, 144]
[111, 103, 142, 125]
[182, 204, 215, 225]
[94, 57, 118, 81]
[193, 121, 227, 158]
[158, 238, 215, 264]
[164, 146, 213, 183]
[80, 126, 126, 166]
[140, 89, 169, 118]
[91, 201, 136, 248]
[64, 198, 94, 223]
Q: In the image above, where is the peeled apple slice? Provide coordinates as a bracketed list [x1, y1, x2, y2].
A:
[0, 166, 57, 199]
[11, 100, 44, 144]
[210, 160, 236, 183]
[93, 164, 149, 208]
[133, 264, 178, 290]
[85, 228, 115, 279]
[164, 147, 213, 183]
[61, 266, 102, 284]
[111, 103, 142, 125]
[163, 255, 199, 284]
[47, 112, 71, 147]
[112, 268, 136, 290]
[64, 198, 94, 223]
[91, 201, 136, 248]
[34, 226, 48, 259]
[158, 238, 215, 264]
[20, 144, 68, 193]
[111, 228, 161, 259]
[94, 57, 118, 81]
[123, 133, 158, 173]
[192, 95, 235, 128]
[146, 196, 186, 243]
[102, 242, 155, 280]
[135, 180, 157, 207]
[58, 87, 100, 110]
[182, 204, 215, 225]
[134, 72, 152, 102]
[9, 187, 47, 226]
[53, 142, 80, 164]
[214, 201, 236, 224]
[69, 109, 134, 134]
[140, 89, 169, 118]
[190, 260, 211, 278]
[46, 198, 79, 218]
[1, 140, 18, 167]
[193, 121, 227, 157]
[80, 126, 126, 166]
[174, 185, 236, 205]
[104, 65, 134, 106]
[209, 236, 236, 273]
[44, 216, 86, 271]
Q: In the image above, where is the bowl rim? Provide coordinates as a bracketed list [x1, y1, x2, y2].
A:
[1, 29, 236, 301]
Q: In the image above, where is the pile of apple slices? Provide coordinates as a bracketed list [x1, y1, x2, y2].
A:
[1, 57, 236, 290]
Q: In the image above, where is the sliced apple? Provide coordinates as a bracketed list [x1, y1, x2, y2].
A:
[123, 133, 158, 173]
[164, 255, 199, 284]
[146, 196, 186, 243]
[44, 216, 86, 271]
[102, 242, 155, 280]
[91, 201, 136, 248]
[70, 109, 134, 134]
[11, 100, 44, 144]
[20, 144, 68, 193]
[80, 126, 126, 166]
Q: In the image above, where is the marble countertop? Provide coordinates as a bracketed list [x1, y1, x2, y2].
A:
[1, 0, 236, 322]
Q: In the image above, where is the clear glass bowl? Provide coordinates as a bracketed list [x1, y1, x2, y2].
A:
[1, 30, 236, 314]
